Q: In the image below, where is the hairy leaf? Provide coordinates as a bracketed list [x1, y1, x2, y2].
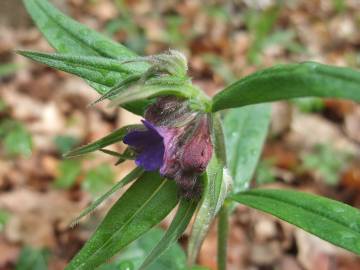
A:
[17, 51, 141, 87]
[66, 172, 179, 270]
[23, 0, 149, 115]
[231, 189, 360, 255]
[212, 62, 360, 111]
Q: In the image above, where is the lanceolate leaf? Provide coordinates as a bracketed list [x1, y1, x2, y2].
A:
[223, 104, 271, 192]
[212, 62, 360, 112]
[231, 189, 360, 255]
[17, 51, 141, 87]
[187, 116, 230, 265]
[64, 124, 142, 158]
[23, 0, 149, 115]
[70, 167, 144, 227]
[139, 198, 198, 270]
[66, 172, 179, 270]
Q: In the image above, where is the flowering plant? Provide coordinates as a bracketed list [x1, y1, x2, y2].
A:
[20, 1, 360, 270]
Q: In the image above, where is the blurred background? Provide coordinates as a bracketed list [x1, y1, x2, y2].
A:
[0, 0, 360, 269]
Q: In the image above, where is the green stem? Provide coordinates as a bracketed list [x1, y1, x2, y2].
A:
[217, 204, 229, 270]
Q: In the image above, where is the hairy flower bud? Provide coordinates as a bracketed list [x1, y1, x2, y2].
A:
[180, 116, 212, 173]
[123, 96, 213, 198]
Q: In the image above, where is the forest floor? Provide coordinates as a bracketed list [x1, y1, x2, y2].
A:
[0, 0, 360, 269]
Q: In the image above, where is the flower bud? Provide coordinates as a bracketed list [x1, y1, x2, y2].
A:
[123, 96, 213, 199]
[180, 115, 212, 173]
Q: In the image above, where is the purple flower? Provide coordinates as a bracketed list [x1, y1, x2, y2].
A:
[123, 120, 165, 171]
[123, 97, 213, 198]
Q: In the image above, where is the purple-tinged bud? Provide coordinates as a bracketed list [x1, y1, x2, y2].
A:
[123, 96, 213, 199]
[180, 115, 212, 173]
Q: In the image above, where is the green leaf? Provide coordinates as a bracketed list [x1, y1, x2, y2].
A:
[64, 124, 141, 158]
[54, 135, 79, 155]
[54, 160, 82, 189]
[230, 189, 360, 255]
[291, 97, 325, 112]
[0, 209, 10, 232]
[245, 5, 281, 64]
[23, 0, 149, 115]
[70, 167, 143, 226]
[82, 164, 115, 197]
[302, 144, 352, 186]
[0, 120, 32, 157]
[0, 63, 20, 78]
[187, 116, 230, 265]
[139, 198, 197, 270]
[66, 172, 179, 270]
[212, 62, 360, 112]
[15, 247, 49, 270]
[17, 51, 141, 88]
[223, 104, 271, 192]
[118, 228, 187, 270]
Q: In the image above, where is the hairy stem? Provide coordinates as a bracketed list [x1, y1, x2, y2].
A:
[217, 204, 229, 270]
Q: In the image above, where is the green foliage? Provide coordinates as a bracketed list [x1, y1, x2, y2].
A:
[15, 247, 50, 270]
[0, 120, 32, 157]
[105, 0, 148, 54]
[22, 0, 149, 115]
[21, 0, 360, 269]
[82, 164, 115, 197]
[0, 63, 19, 78]
[245, 5, 281, 64]
[54, 160, 82, 189]
[223, 104, 271, 192]
[302, 144, 352, 185]
[187, 116, 229, 264]
[117, 228, 187, 270]
[212, 62, 360, 112]
[231, 189, 360, 255]
[291, 97, 325, 112]
[17, 51, 143, 88]
[139, 199, 197, 270]
[332, 0, 347, 13]
[54, 135, 79, 155]
[71, 167, 143, 226]
[255, 159, 277, 185]
[0, 209, 10, 232]
[66, 172, 179, 270]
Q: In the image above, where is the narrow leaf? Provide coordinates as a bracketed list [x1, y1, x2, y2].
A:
[223, 104, 271, 192]
[212, 62, 360, 112]
[17, 51, 140, 87]
[70, 167, 144, 227]
[23, 0, 149, 115]
[231, 189, 360, 255]
[139, 198, 198, 270]
[66, 172, 179, 270]
[64, 124, 141, 158]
